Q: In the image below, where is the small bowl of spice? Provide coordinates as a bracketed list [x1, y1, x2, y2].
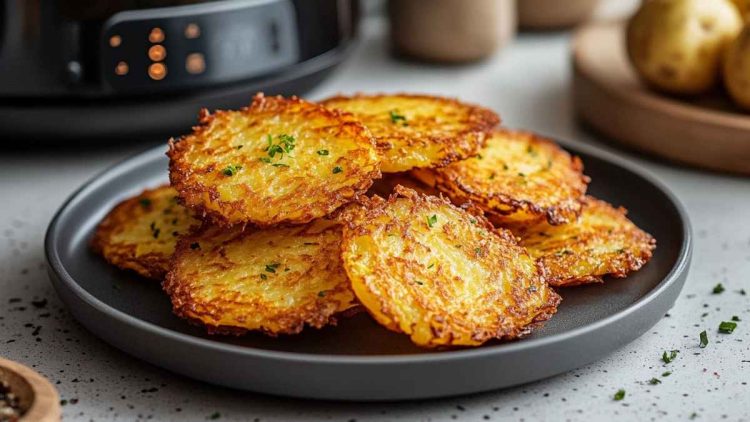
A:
[0, 358, 60, 422]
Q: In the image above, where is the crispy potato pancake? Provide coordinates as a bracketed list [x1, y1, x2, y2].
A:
[164, 219, 358, 335]
[514, 196, 656, 287]
[321, 93, 499, 173]
[412, 129, 588, 226]
[91, 185, 199, 280]
[340, 186, 561, 348]
[168, 93, 380, 227]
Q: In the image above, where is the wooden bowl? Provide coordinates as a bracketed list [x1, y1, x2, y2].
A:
[0, 357, 60, 422]
[572, 21, 750, 175]
[518, 0, 600, 29]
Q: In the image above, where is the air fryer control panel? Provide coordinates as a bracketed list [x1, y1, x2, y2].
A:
[101, 0, 299, 93]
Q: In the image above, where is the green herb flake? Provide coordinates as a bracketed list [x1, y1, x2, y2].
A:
[427, 214, 438, 228]
[488, 172, 496, 180]
[235, 145, 244, 150]
[272, 163, 289, 168]
[303, 242, 319, 246]
[475, 154, 483, 160]
[469, 218, 477, 225]
[149, 221, 160, 239]
[427, 263, 435, 269]
[332, 166, 343, 174]
[613, 389, 625, 401]
[318, 291, 326, 297]
[475, 247, 482, 256]
[712, 283, 725, 294]
[649, 378, 661, 385]
[699, 330, 709, 348]
[209, 412, 221, 420]
[415, 281, 424, 285]
[662, 371, 672, 377]
[265, 263, 281, 273]
[389, 110, 407, 125]
[662, 349, 679, 363]
[139, 198, 152, 208]
[317, 149, 329, 156]
[740, 289, 747, 296]
[222, 164, 242, 176]
[259, 273, 267, 281]
[732, 315, 741, 322]
[190, 242, 200, 250]
[718, 321, 737, 334]
[526, 146, 537, 157]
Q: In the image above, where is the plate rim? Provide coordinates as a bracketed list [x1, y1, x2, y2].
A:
[45, 142, 692, 365]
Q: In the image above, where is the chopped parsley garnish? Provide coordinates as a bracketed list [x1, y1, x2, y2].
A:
[317, 149, 329, 156]
[662, 371, 672, 377]
[699, 330, 709, 348]
[662, 349, 679, 363]
[518, 172, 526, 177]
[262, 134, 296, 166]
[260, 273, 267, 281]
[649, 378, 661, 385]
[526, 146, 537, 157]
[475, 154, 483, 160]
[222, 164, 242, 176]
[502, 163, 509, 171]
[427, 263, 435, 269]
[613, 389, 625, 401]
[546, 159, 553, 169]
[469, 218, 477, 225]
[475, 247, 482, 256]
[332, 166, 343, 174]
[389, 110, 407, 125]
[740, 289, 747, 296]
[149, 221, 160, 239]
[488, 172, 496, 180]
[235, 145, 244, 150]
[265, 263, 281, 273]
[189, 242, 200, 250]
[427, 214, 438, 228]
[139, 198, 152, 208]
[415, 281, 424, 285]
[303, 242, 319, 246]
[555, 249, 573, 257]
[732, 315, 741, 321]
[318, 291, 326, 297]
[712, 283, 725, 294]
[272, 163, 289, 168]
[718, 321, 737, 334]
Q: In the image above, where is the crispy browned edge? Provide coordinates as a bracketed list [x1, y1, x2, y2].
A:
[538, 197, 657, 287]
[424, 128, 590, 226]
[340, 185, 561, 346]
[321, 92, 501, 170]
[163, 222, 363, 337]
[90, 186, 177, 280]
[167, 92, 381, 227]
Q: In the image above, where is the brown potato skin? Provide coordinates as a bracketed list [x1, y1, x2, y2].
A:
[340, 186, 561, 348]
[168, 93, 380, 227]
[322, 93, 500, 173]
[412, 129, 589, 226]
[91, 185, 199, 280]
[164, 219, 359, 336]
[513, 196, 656, 287]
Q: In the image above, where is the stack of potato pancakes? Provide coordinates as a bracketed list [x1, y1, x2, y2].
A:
[92, 93, 655, 348]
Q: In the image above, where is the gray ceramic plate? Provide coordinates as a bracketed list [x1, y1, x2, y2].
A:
[45, 143, 691, 401]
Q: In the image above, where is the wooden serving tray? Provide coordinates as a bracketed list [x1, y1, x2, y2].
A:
[572, 21, 750, 175]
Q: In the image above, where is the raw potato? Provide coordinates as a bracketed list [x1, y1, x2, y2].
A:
[91, 185, 199, 280]
[514, 197, 656, 287]
[626, 0, 743, 95]
[724, 25, 750, 111]
[168, 93, 380, 227]
[321, 93, 499, 173]
[164, 219, 359, 335]
[412, 129, 588, 226]
[340, 186, 561, 348]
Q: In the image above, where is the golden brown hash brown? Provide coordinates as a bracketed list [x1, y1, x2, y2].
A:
[164, 218, 359, 336]
[91, 185, 199, 280]
[514, 196, 656, 287]
[321, 93, 499, 173]
[412, 129, 588, 226]
[339, 186, 560, 348]
[168, 93, 380, 227]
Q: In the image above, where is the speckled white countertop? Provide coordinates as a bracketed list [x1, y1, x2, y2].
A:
[2, 8, 750, 422]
